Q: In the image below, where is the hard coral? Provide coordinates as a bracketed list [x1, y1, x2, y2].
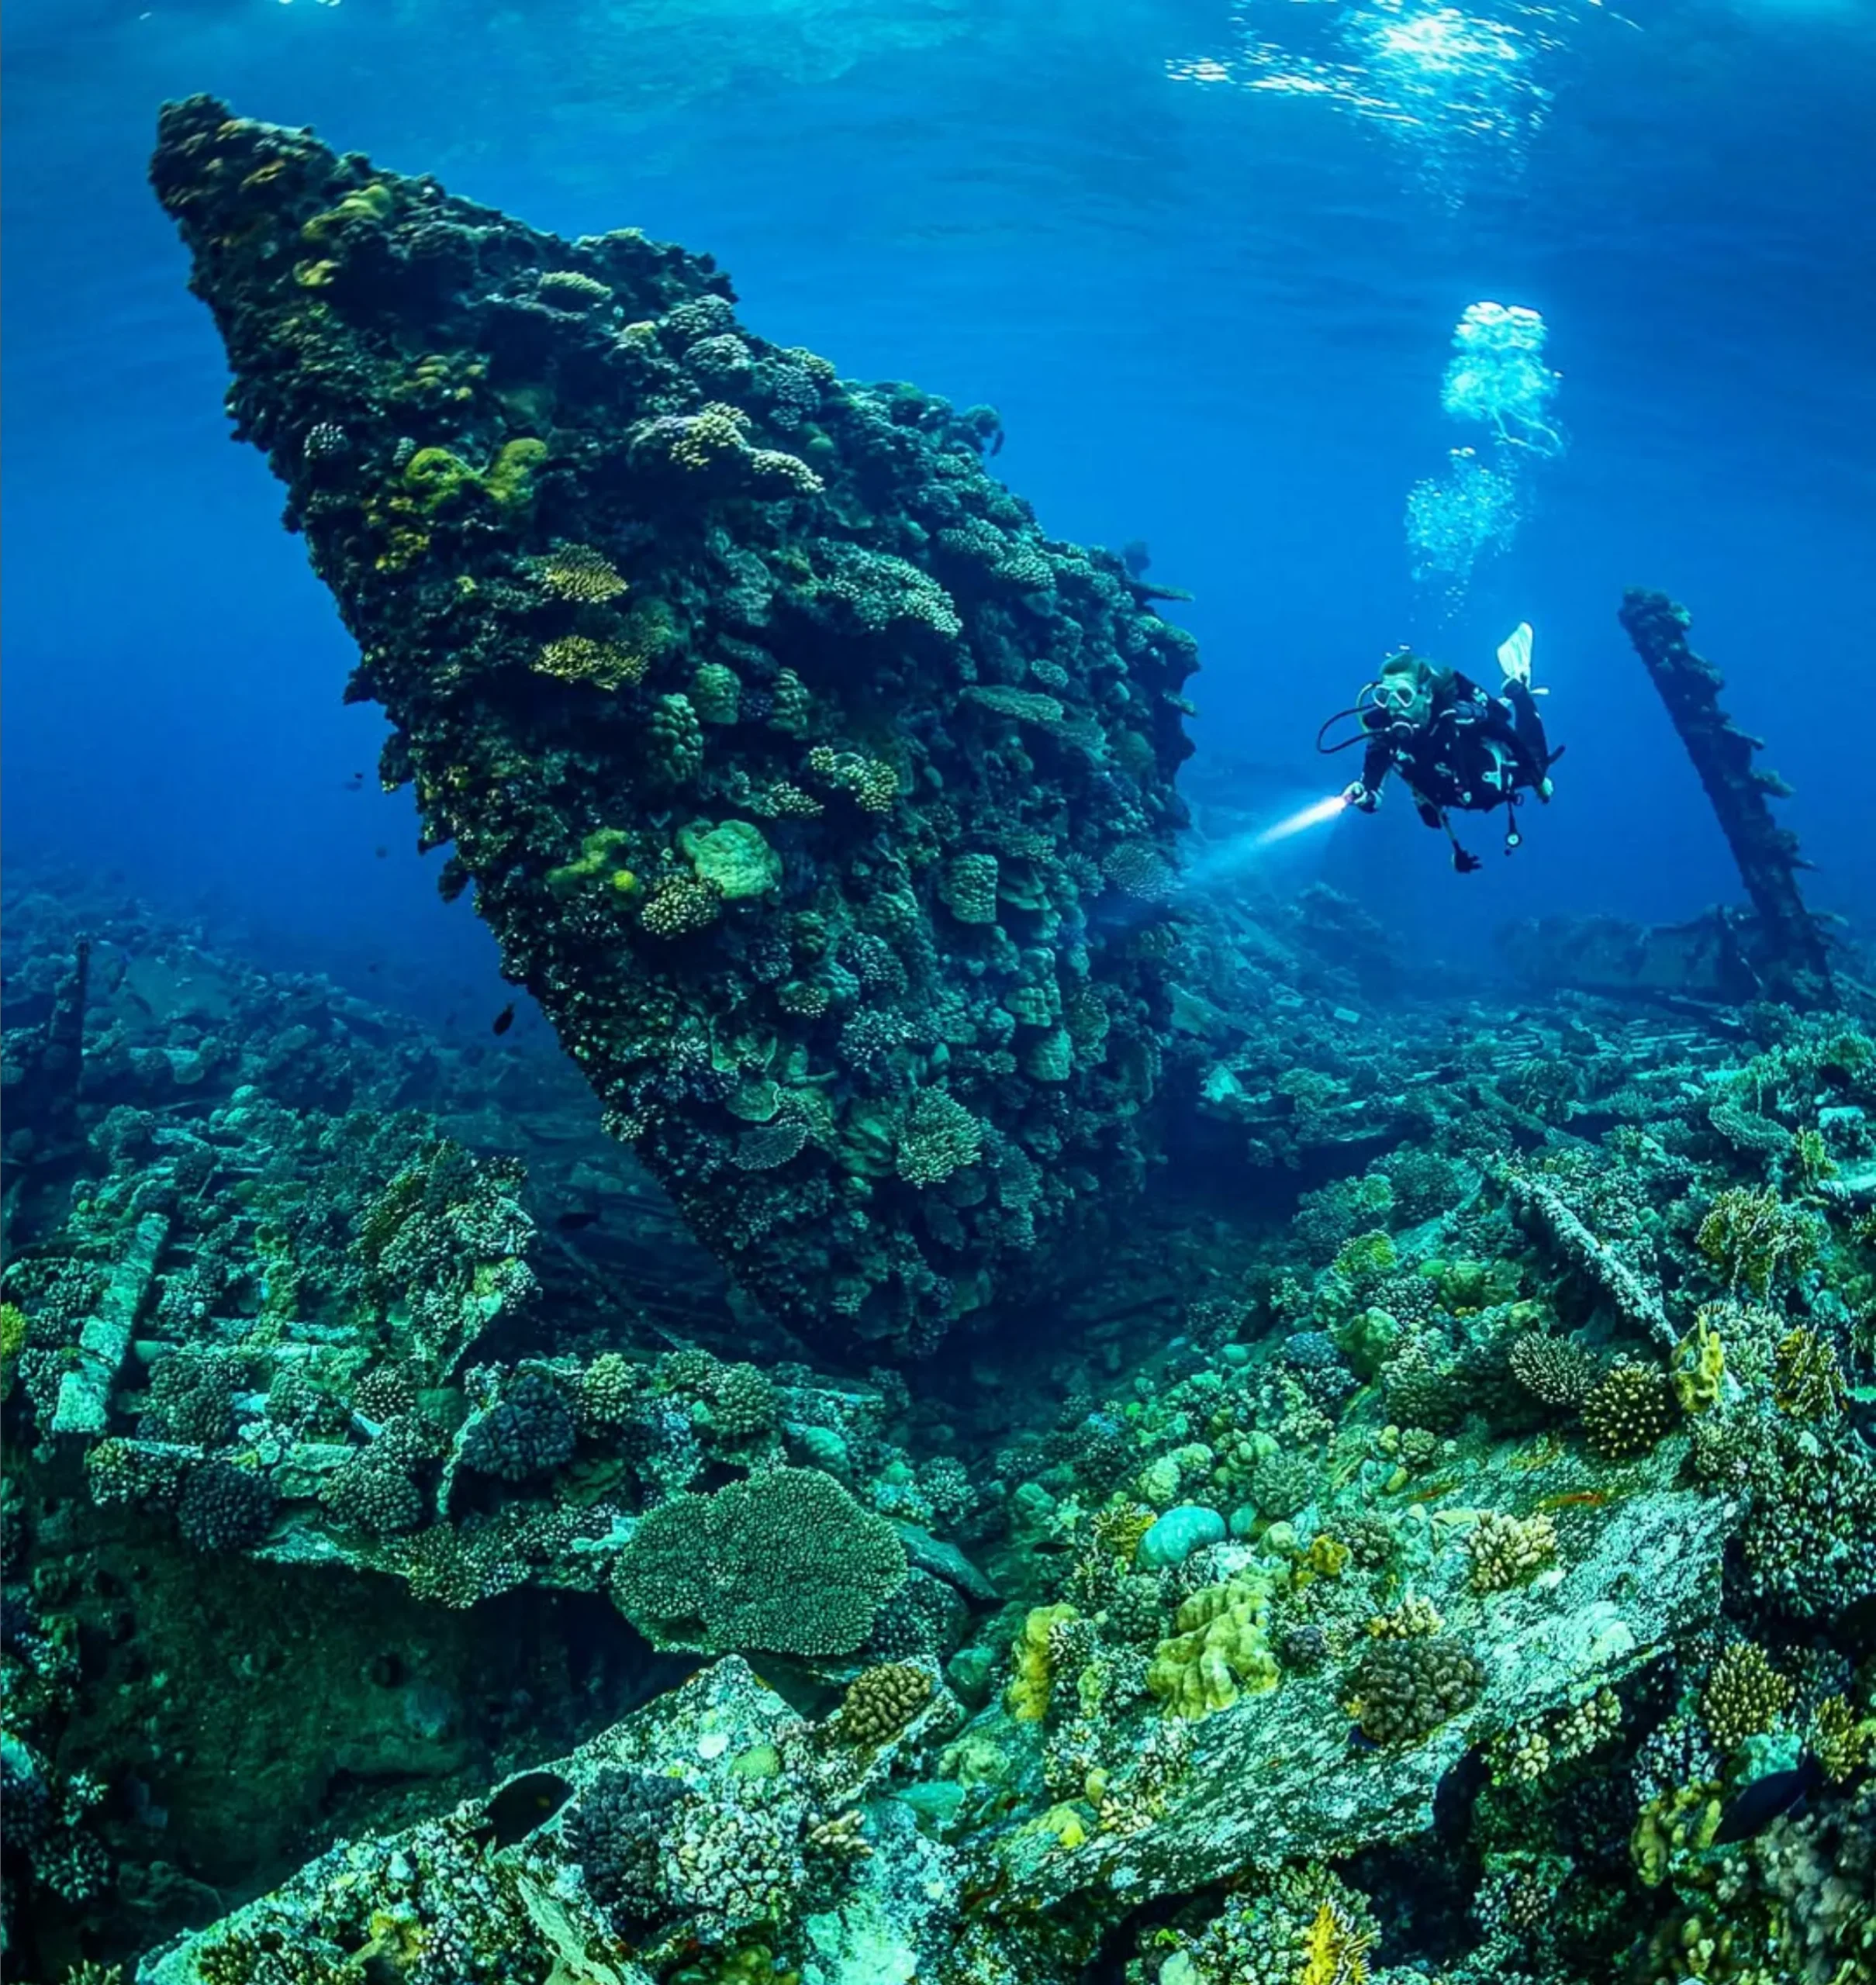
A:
[707, 1361, 778, 1439]
[1701, 1640, 1794, 1752]
[834, 1662, 933, 1744]
[1695, 1185, 1822, 1296]
[1146, 1574, 1278, 1720]
[566, 1764, 684, 1923]
[894, 1089, 985, 1188]
[610, 1465, 905, 1657]
[533, 634, 644, 690]
[1008, 1604, 1077, 1721]
[1508, 1330, 1596, 1410]
[177, 1459, 278, 1552]
[1464, 1510, 1559, 1593]
[459, 1370, 575, 1482]
[1581, 1359, 1676, 1460]
[534, 542, 628, 603]
[1346, 1635, 1483, 1745]
[320, 1449, 424, 1536]
[1771, 1324, 1845, 1419]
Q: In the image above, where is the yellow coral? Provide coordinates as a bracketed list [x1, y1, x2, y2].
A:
[1631, 1783, 1723, 1888]
[1090, 1500, 1156, 1566]
[1702, 1641, 1793, 1752]
[1028, 1802, 1088, 1850]
[1007, 1604, 1077, 1721]
[1302, 1534, 1351, 1579]
[1809, 1693, 1875, 1783]
[300, 180, 394, 240]
[1465, 1510, 1558, 1593]
[1670, 1312, 1727, 1415]
[533, 635, 644, 690]
[1146, 1574, 1277, 1720]
[670, 402, 753, 471]
[1365, 1595, 1443, 1640]
[484, 437, 546, 510]
[1772, 1324, 1845, 1420]
[534, 542, 627, 603]
[1300, 1897, 1375, 1985]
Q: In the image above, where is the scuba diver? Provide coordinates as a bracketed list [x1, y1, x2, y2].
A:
[1318, 623, 1561, 873]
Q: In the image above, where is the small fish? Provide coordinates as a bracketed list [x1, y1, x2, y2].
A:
[367, 962, 381, 975]
[342, 772, 365, 791]
[555, 1209, 600, 1232]
[374, 845, 389, 859]
[492, 1003, 517, 1035]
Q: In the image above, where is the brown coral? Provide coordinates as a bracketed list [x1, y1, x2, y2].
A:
[834, 1662, 933, 1745]
[1702, 1641, 1794, 1753]
[1465, 1510, 1559, 1593]
[1508, 1331, 1596, 1410]
[1346, 1635, 1484, 1745]
[1580, 1360, 1675, 1460]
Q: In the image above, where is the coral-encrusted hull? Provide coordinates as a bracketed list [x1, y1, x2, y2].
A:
[152, 98, 1196, 1356]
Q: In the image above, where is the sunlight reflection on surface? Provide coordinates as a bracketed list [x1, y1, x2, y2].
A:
[1168, 0, 1622, 202]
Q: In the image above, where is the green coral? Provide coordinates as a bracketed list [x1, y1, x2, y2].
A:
[1332, 1229, 1397, 1286]
[483, 436, 548, 509]
[609, 1465, 906, 1656]
[679, 820, 781, 901]
[545, 827, 637, 898]
[894, 1089, 985, 1188]
[1695, 1185, 1822, 1295]
[1146, 1574, 1278, 1720]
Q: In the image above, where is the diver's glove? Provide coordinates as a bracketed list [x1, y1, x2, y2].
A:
[1452, 846, 1483, 875]
[1342, 782, 1380, 813]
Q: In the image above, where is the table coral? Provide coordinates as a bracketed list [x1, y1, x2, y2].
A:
[610, 1466, 906, 1657]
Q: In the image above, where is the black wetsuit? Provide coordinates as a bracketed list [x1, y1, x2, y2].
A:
[1360, 668, 1551, 828]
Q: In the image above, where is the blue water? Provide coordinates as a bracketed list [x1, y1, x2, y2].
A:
[5, 0, 1874, 992]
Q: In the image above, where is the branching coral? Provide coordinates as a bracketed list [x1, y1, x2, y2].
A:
[1581, 1360, 1676, 1460]
[1695, 1186, 1822, 1296]
[1508, 1330, 1596, 1410]
[1464, 1510, 1558, 1593]
[1701, 1641, 1793, 1753]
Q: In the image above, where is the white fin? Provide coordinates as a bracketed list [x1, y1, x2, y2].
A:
[1497, 620, 1534, 686]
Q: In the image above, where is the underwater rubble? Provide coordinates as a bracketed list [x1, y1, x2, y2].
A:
[150, 97, 1198, 1361]
[6, 852, 1876, 1984]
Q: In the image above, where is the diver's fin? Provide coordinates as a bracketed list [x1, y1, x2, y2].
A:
[1497, 621, 1534, 685]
